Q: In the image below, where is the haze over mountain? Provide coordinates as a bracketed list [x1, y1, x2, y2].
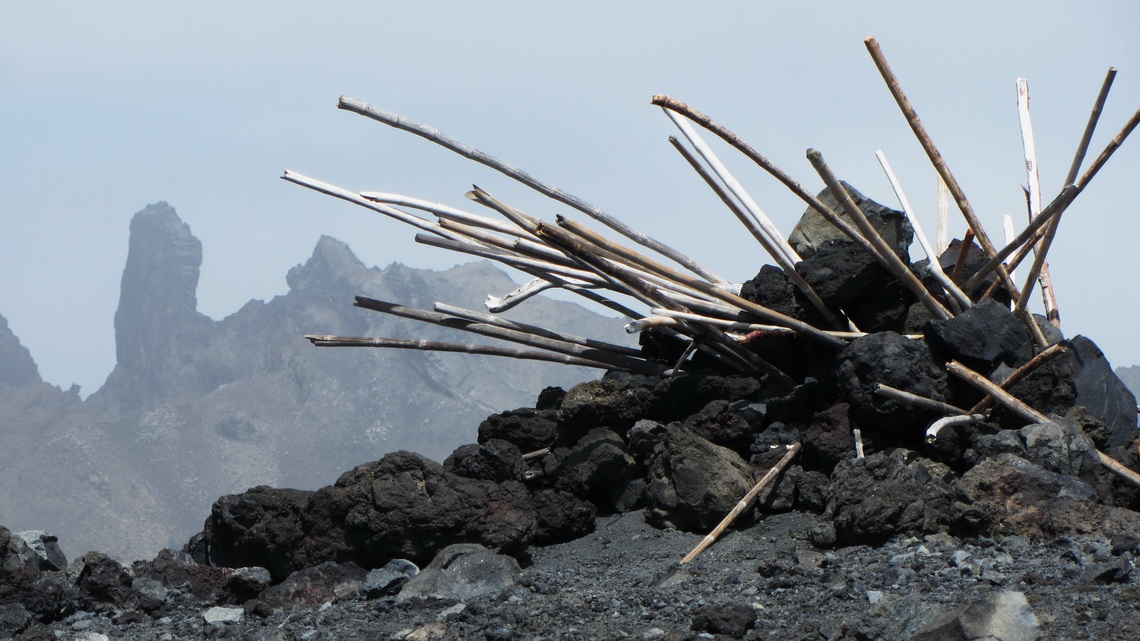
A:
[0, 203, 626, 562]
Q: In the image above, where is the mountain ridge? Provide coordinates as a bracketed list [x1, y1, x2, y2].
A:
[0, 202, 627, 561]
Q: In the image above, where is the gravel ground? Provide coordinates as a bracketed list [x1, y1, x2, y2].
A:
[21, 509, 1139, 640]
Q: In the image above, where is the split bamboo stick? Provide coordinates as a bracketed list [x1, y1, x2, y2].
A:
[806, 149, 952, 320]
[353, 297, 667, 375]
[669, 136, 851, 331]
[1013, 78, 1059, 326]
[863, 37, 1022, 303]
[359, 191, 537, 240]
[337, 96, 729, 285]
[305, 335, 627, 371]
[925, 414, 985, 444]
[432, 302, 645, 359]
[681, 443, 802, 563]
[662, 109, 801, 266]
[874, 150, 971, 311]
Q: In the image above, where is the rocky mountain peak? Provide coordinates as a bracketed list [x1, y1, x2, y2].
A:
[285, 235, 367, 293]
[0, 312, 40, 387]
[103, 203, 214, 407]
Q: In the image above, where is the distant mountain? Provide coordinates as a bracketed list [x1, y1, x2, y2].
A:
[1115, 365, 1140, 401]
[0, 202, 627, 561]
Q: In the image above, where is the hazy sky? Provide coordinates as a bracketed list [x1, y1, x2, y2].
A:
[2, 1, 1138, 395]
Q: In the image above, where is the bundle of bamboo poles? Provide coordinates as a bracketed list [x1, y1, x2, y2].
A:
[285, 37, 1137, 390]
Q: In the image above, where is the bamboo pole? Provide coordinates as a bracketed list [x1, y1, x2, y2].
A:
[966, 343, 1067, 415]
[670, 135, 851, 331]
[662, 109, 801, 266]
[305, 335, 628, 370]
[1064, 68, 1118, 187]
[414, 233, 605, 285]
[874, 149, 971, 311]
[874, 384, 966, 415]
[1013, 78, 1059, 326]
[432, 302, 645, 359]
[863, 37, 1022, 303]
[681, 443, 802, 564]
[359, 191, 537, 239]
[337, 96, 729, 285]
[806, 149, 953, 320]
[964, 105, 1140, 292]
[353, 297, 668, 375]
[282, 170, 463, 242]
[651, 95, 882, 260]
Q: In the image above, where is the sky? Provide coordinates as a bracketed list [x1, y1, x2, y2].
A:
[2, 1, 1139, 396]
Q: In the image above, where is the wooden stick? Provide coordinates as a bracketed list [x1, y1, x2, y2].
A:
[874, 383, 966, 415]
[353, 297, 667, 375]
[966, 343, 1067, 415]
[853, 429, 865, 459]
[522, 447, 551, 461]
[806, 149, 952, 320]
[874, 150, 971, 311]
[964, 106, 1140, 292]
[282, 170, 462, 241]
[663, 110, 801, 266]
[433, 302, 645, 359]
[651, 95, 881, 259]
[414, 233, 605, 285]
[359, 191, 537, 239]
[681, 443, 802, 564]
[305, 335, 621, 370]
[338, 96, 729, 285]
[863, 37, 1021, 302]
[670, 135, 850, 331]
[1064, 68, 1118, 187]
[947, 360, 1140, 489]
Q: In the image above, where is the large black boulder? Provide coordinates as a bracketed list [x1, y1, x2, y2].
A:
[1001, 336, 1138, 446]
[925, 298, 1034, 372]
[836, 331, 948, 436]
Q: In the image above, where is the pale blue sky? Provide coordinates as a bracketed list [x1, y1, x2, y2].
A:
[2, 1, 1138, 395]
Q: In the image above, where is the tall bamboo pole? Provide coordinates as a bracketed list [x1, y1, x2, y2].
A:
[864, 37, 1022, 303]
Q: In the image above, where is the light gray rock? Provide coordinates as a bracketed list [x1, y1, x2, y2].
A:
[202, 606, 245, 625]
[915, 591, 1040, 641]
[15, 530, 67, 571]
[397, 544, 520, 602]
[364, 559, 420, 598]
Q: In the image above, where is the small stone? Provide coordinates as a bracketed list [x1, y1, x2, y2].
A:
[364, 559, 420, 598]
[202, 606, 245, 625]
[915, 591, 1040, 641]
[867, 590, 884, 604]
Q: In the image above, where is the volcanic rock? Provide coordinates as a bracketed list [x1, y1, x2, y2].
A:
[836, 331, 949, 435]
[827, 449, 956, 545]
[925, 298, 1034, 371]
[362, 559, 419, 598]
[255, 561, 366, 614]
[952, 453, 1140, 540]
[477, 408, 559, 453]
[1002, 336, 1138, 446]
[13, 533, 66, 573]
[796, 240, 912, 332]
[530, 489, 597, 545]
[549, 427, 640, 506]
[788, 181, 914, 259]
[444, 439, 526, 482]
[396, 544, 520, 603]
[629, 420, 754, 532]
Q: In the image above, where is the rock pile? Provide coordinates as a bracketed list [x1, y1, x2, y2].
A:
[3, 186, 1139, 638]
